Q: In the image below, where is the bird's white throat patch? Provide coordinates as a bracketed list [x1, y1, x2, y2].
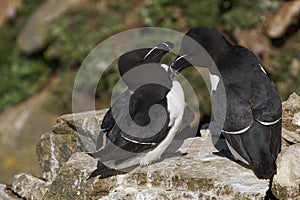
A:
[209, 73, 220, 92]
[160, 63, 169, 72]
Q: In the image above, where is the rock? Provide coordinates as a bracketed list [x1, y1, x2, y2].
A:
[36, 131, 78, 181]
[42, 152, 99, 200]
[36, 109, 107, 181]
[267, 1, 300, 38]
[43, 136, 270, 199]
[282, 93, 300, 144]
[0, 183, 21, 200]
[294, 112, 300, 126]
[10, 99, 300, 199]
[56, 109, 108, 153]
[272, 143, 300, 199]
[17, 0, 88, 54]
[0, 0, 22, 27]
[10, 173, 50, 200]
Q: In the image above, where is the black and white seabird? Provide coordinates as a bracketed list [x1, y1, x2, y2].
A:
[88, 42, 187, 179]
[170, 27, 282, 179]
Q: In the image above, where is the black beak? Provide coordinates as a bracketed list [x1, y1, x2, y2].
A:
[167, 66, 178, 79]
[169, 54, 192, 76]
[157, 41, 174, 51]
[142, 41, 174, 61]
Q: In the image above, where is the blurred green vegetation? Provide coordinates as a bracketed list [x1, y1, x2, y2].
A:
[221, 0, 260, 31]
[43, 68, 76, 113]
[45, 9, 125, 65]
[0, 51, 49, 111]
[0, 0, 49, 112]
[0, 0, 298, 123]
[42, 4, 127, 113]
[140, 0, 221, 29]
[271, 39, 300, 98]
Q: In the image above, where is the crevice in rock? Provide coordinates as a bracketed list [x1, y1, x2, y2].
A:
[264, 178, 279, 200]
[4, 185, 26, 200]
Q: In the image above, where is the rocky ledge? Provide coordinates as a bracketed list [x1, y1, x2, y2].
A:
[1, 93, 300, 200]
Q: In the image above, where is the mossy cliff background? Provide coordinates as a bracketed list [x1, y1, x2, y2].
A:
[0, 0, 299, 185]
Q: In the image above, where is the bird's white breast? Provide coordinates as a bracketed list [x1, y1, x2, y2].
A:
[139, 67, 185, 166]
[166, 79, 185, 127]
[160, 63, 185, 126]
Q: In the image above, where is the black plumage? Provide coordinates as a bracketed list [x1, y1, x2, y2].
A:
[171, 27, 282, 179]
[88, 42, 188, 179]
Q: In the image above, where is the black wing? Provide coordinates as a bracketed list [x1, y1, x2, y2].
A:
[91, 87, 170, 160]
[222, 88, 253, 133]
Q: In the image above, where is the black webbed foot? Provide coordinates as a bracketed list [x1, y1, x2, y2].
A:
[88, 161, 124, 180]
[213, 149, 235, 160]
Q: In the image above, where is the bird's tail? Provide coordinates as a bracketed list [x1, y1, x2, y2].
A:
[223, 120, 281, 179]
[245, 121, 281, 179]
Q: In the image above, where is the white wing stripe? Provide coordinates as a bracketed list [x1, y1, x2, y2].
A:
[160, 42, 171, 50]
[256, 117, 281, 126]
[222, 117, 281, 134]
[120, 133, 156, 145]
[222, 123, 252, 134]
[259, 64, 267, 74]
[143, 46, 158, 60]
[174, 54, 188, 62]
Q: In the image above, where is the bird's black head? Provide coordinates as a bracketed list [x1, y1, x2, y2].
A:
[170, 27, 231, 74]
[118, 41, 174, 77]
[118, 41, 174, 91]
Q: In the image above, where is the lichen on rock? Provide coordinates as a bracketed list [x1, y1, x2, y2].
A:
[35, 109, 107, 182]
[10, 173, 50, 200]
[272, 143, 300, 199]
[282, 93, 300, 144]
[42, 133, 270, 199]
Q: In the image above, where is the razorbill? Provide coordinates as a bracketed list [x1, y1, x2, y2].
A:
[88, 42, 187, 179]
[170, 27, 282, 179]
